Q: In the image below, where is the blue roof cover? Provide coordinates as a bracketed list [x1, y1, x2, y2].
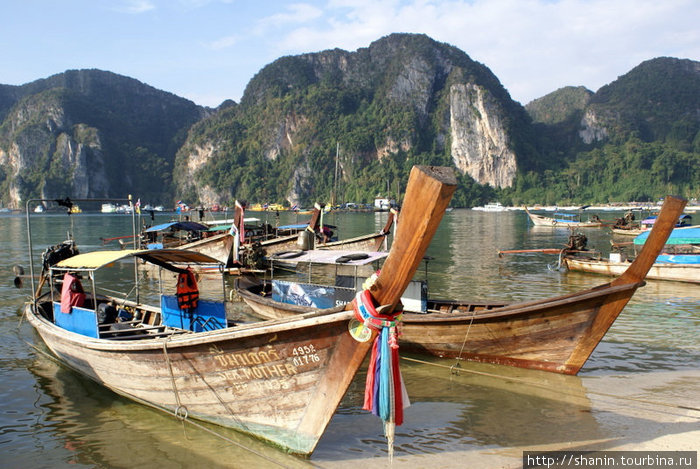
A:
[277, 223, 308, 230]
[642, 214, 691, 225]
[145, 221, 209, 233]
[634, 226, 700, 245]
[277, 223, 338, 231]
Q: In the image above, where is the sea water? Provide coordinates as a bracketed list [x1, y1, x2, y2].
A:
[1, 209, 698, 468]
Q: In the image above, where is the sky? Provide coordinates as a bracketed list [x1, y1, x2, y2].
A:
[2, 0, 698, 108]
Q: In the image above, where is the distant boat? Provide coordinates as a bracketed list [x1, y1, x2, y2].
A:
[564, 252, 700, 284]
[612, 213, 692, 236]
[34, 205, 45, 213]
[101, 203, 117, 213]
[473, 202, 507, 212]
[565, 225, 700, 284]
[525, 207, 603, 228]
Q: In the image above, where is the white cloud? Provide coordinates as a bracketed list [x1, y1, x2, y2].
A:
[263, 0, 699, 103]
[258, 3, 324, 29]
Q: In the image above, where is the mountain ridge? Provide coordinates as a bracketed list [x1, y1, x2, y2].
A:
[0, 34, 697, 209]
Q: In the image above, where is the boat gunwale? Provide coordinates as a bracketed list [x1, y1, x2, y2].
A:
[26, 296, 350, 352]
[239, 279, 644, 323]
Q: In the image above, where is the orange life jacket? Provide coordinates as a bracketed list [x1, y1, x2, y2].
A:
[176, 269, 199, 310]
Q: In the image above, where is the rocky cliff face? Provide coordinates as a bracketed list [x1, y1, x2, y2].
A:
[175, 33, 524, 205]
[0, 70, 204, 208]
[0, 96, 107, 205]
[578, 108, 609, 144]
[449, 83, 516, 188]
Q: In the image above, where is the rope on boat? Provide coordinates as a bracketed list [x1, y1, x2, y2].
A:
[454, 311, 477, 364]
[173, 342, 250, 432]
[401, 356, 700, 414]
[162, 337, 187, 420]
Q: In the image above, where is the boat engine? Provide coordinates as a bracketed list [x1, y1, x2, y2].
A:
[42, 239, 79, 272]
[566, 233, 588, 251]
[239, 242, 265, 270]
[41, 240, 80, 287]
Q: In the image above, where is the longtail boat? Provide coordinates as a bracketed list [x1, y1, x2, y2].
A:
[239, 196, 686, 375]
[525, 207, 604, 228]
[256, 205, 395, 260]
[22, 165, 456, 455]
[563, 225, 700, 284]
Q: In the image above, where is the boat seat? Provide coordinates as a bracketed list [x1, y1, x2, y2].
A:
[98, 320, 142, 329]
[99, 324, 166, 338]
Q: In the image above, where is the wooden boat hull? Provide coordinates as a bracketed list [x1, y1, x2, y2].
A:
[178, 232, 234, 265]
[318, 232, 388, 252]
[260, 232, 389, 258]
[527, 213, 603, 228]
[397, 283, 641, 374]
[611, 227, 645, 236]
[564, 256, 700, 284]
[25, 302, 369, 455]
[238, 281, 643, 375]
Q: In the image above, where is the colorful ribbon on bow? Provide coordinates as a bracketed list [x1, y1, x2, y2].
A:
[352, 288, 410, 457]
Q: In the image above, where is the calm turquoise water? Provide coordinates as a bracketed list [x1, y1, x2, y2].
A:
[1, 209, 698, 468]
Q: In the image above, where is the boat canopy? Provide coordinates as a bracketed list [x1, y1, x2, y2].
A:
[268, 249, 388, 266]
[277, 223, 308, 230]
[207, 224, 233, 232]
[277, 223, 337, 231]
[641, 214, 692, 226]
[634, 226, 700, 245]
[145, 221, 208, 233]
[553, 213, 577, 218]
[52, 249, 224, 271]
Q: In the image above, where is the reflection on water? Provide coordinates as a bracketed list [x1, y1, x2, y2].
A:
[1, 210, 698, 468]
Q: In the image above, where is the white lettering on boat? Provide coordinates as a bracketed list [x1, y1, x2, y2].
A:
[208, 343, 322, 384]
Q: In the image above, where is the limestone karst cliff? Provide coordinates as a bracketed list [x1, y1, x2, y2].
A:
[0, 70, 205, 208]
[174, 33, 529, 206]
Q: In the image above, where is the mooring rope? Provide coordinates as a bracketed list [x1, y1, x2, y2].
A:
[401, 356, 700, 414]
[162, 337, 187, 419]
[454, 311, 477, 363]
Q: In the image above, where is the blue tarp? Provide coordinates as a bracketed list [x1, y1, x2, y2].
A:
[277, 223, 308, 231]
[277, 223, 337, 231]
[655, 254, 700, 264]
[634, 226, 700, 245]
[145, 221, 208, 233]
